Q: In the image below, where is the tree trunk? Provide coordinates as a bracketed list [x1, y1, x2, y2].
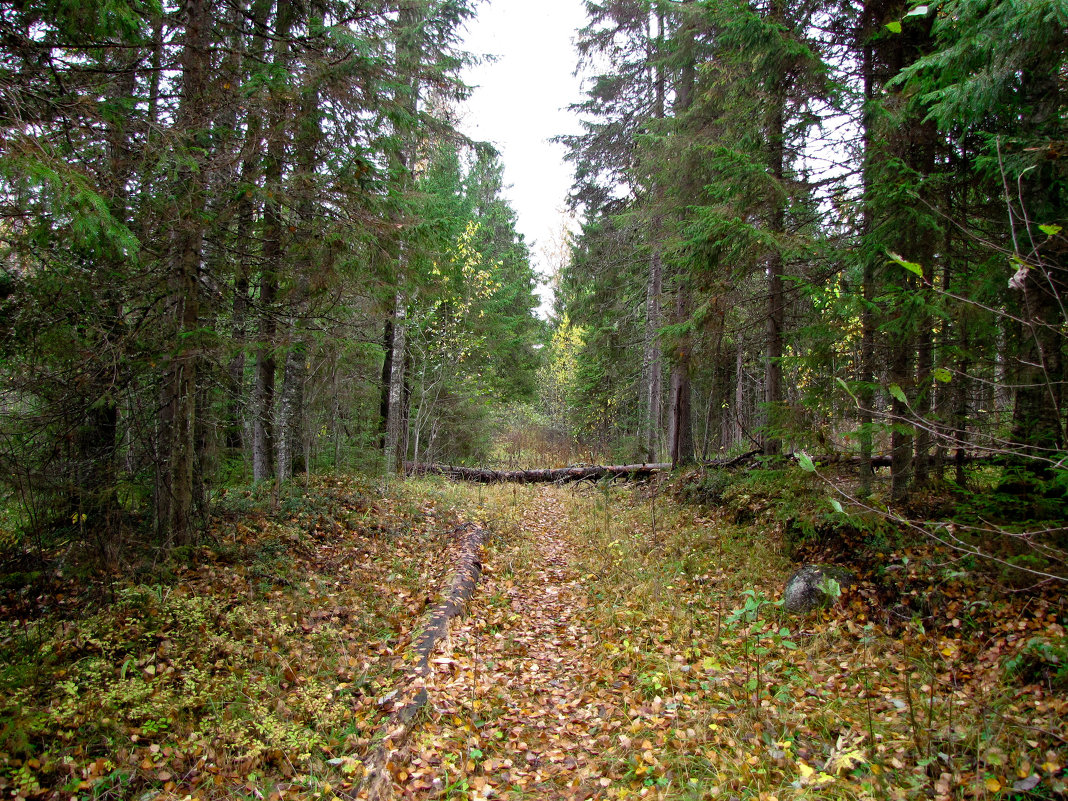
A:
[912, 293, 934, 488]
[955, 340, 971, 487]
[156, 0, 211, 545]
[227, 274, 250, 452]
[384, 291, 408, 473]
[733, 342, 745, 448]
[1005, 59, 1066, 477]
[667, 8, 696, 469]
[668, 287, 695, 467]
[252, 0, 293, 483]
[275, 60, 321, 483]
[378, 317, 393, 449]
[642, 9, 666, 464]
[79, 53, 135, 556]
[864, 0, 937, 502]
[381, 0, 423, 473]
[409, 462, 672, 483]
[643, 248, 663, 462]
[252, 275, 277, 482]
[762, 0, 786, 458]
[276, 337, 306, 481]
[225, 0, 271, 455]
[857, 28, 877, 497]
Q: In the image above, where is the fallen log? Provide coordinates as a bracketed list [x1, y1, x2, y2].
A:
[407, 448, 1000, 490]
[406, 461, 672, 483]
[355, 522, 488, 801]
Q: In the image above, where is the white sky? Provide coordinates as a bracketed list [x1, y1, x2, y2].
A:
[459, 0, 588, 304]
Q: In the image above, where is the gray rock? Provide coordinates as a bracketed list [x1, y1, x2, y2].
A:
[782, 564, 855, 614]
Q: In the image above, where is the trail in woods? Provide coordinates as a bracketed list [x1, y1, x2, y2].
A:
[398, 486, 629, 800]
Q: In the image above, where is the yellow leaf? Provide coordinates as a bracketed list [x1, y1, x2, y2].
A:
[985, 777, 1002, 792]
[830, 747, 867, 774]
[798, 762, 815, 780]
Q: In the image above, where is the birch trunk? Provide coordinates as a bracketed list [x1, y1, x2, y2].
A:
[384, 292, 408, 473]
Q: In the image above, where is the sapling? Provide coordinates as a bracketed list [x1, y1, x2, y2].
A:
[650, 482, 658, 547]
[815, 575, 842, 604]
[602, 479, 610, 540]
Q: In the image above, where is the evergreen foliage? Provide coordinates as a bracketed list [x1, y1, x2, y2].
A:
[555, 0, 1066, 567]
[0, 0, 543, 558]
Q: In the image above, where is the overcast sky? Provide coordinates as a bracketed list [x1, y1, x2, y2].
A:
[458, 0, 589, 301]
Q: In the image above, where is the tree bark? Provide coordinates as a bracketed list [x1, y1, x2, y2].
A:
[668, 285, 694, 467]
[78, 50, 136, 556]
[358, 523, 488, 801]
[252, 0, 293, 483]
[224, 0, 271, 454]
[1005, 56, 1066, 477]
[383, 290, 408, 472]
[276, 60, 322, 483]
[156, 0, 212, 545]
[667, 10, 696, 469]
[378, 317, 394, 449]
[381, 0, 422, 474]
[857, 24, 877, 497]
[276, 337, 306, 481]
[642, 7, 666, 464]
[643, 248, 664, 462]
[408, 462, 672, 483]
[762, 0, 786, 458]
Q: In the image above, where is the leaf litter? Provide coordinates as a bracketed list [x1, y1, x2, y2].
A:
[0, 475, 472, 800]
[1, 475, 1065, 801]
[397, 484, 634, 800]
[390, 479, 1066, 801]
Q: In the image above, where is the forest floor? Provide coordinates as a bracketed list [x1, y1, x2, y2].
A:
[0, 474, 1066, 801]
[397, 485, 634, 798]
[385, 479, 1067, 801]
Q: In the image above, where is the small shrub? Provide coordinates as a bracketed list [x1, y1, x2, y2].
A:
[1003, 636, 1068, 690]
[680, 468, 733, 505]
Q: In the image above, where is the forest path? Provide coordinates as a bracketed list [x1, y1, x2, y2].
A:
[397, 485, 628, 800]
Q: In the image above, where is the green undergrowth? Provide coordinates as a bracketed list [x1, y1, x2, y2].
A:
[0, 473, 473, 801]
[562, 478, 1067, 800]
[677, 464, 897, 558]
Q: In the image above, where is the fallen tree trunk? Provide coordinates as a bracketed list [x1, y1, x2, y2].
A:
[355, 522, 488, 801]
[406, 461, 672, 483]
[405, 450, 767, 484]
[407, 448, 1000, 489]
